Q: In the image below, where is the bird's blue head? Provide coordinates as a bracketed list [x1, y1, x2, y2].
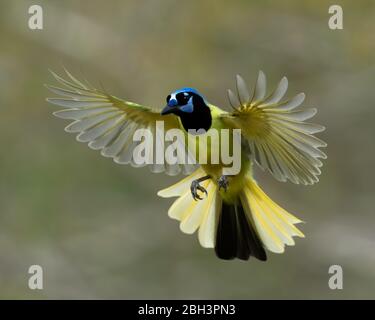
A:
[161, 88, 207, 116]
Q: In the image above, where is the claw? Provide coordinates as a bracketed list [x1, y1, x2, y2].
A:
[218, 175, 229, 192]
[190, 180, 208, 201]
[197, 185, 208, 195]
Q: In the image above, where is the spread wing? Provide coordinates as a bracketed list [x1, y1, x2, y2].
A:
[221, 72, 327, 185]
[46, 69, 197, 175]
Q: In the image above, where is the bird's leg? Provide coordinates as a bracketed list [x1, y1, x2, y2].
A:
[218, 175, 230, 192]
[190, 175, 210, 201]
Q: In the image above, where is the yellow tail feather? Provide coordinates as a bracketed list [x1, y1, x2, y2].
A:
[158, 169, 304, 254]
[158, 168, 221, 248]
[240, 177, 304, 254]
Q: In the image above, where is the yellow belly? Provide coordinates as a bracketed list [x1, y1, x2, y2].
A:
[180, 110, 251, 203]
[185, 131, 251, 203]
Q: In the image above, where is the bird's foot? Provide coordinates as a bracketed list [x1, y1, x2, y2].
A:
[218, 175, 229, 192]
[190, 180, 208, 201]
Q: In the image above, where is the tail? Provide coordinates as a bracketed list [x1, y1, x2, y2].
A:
[157, 168, 304, 261]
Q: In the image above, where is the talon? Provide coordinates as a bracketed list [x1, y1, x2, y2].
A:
[190, 179, 208, 201]
[218, 175, 229, 192]
[197, 185, 208, 195]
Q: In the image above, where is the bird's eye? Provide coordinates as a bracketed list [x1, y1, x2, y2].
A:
[166, 95, 171, 103]
[176, 92, 189, 105]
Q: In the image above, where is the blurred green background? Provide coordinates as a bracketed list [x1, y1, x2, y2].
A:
[0, 0, 374, 299]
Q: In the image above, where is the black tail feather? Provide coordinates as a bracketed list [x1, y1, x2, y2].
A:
[215, 203, 237, 260]
[215, 201, 267, 261]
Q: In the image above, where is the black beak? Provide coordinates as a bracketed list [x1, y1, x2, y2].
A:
[161, 104, 176, 115]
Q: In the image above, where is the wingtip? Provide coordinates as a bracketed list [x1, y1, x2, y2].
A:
[48, 69, 60, 81]
[52, 110, 68, 118]
[157, 190, 168, 198]
[318, 124, 326, 133]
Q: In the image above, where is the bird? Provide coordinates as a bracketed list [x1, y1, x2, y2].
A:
[46, 69, 326, 261]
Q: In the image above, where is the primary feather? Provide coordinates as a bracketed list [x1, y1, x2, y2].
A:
[46, 68, 197, 176]
[221, 71, 327, 185]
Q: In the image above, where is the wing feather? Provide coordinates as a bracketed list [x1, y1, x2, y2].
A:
[221, 72, 326, 185]
[46, 69, 197, 175]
